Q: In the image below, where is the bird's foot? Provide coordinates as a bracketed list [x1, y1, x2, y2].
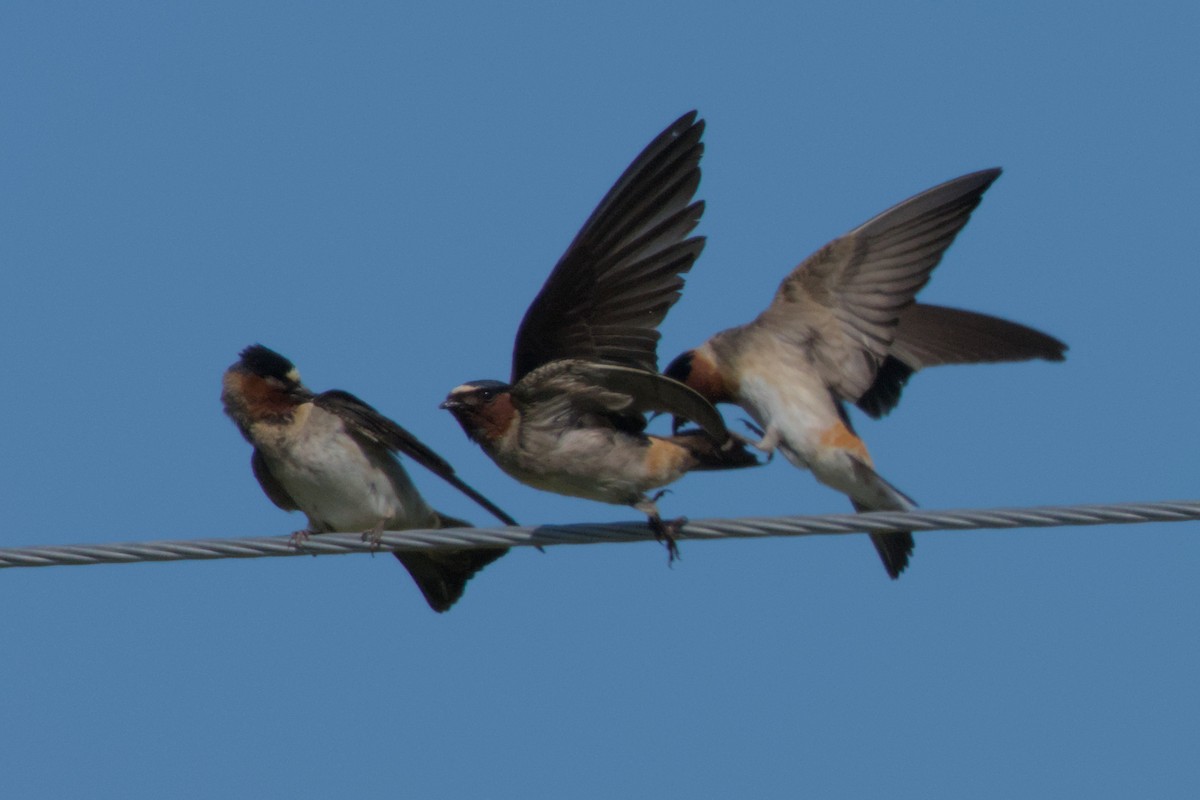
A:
[288, 529, 314, 553]
[649, 513, 686, 565]
[732, 420, 778, 460]
[360, 522, 386, 554]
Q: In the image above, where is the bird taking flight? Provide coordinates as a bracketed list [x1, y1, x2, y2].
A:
[665, 169, 1066, 578]
[441, 112, 758, 560]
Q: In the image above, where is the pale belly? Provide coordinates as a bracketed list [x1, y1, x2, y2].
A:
[737, 370, 840, 468]
[736, 368, 909, 509]
[266, 434, 434, 533]
[492, 427, 664, 506]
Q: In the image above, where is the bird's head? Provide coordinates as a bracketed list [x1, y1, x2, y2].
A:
[440, 380, 518, 446]
[663, 346, 734, 433]
[221, 344, 313, 431]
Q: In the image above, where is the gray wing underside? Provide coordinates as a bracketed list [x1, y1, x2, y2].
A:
[516, 360, 729, 439]
[856, 303, 1068, 418]
[889, 303, 1067, 369]
[511, 111, 706, 382]
[314, 391, 518, 526]
[757, 168, 1003, 402]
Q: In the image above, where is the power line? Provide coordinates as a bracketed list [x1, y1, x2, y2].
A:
[1, 499, 1198, 570]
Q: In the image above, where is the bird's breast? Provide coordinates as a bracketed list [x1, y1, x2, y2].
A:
[256, 410, 435, 532]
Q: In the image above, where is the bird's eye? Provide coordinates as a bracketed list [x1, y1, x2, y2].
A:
[476, 389, 495, 402]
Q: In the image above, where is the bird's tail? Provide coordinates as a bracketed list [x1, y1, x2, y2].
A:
[668, 430, 762, 471]
[392, 512, 508, 613]
[848, 461, 917, 580]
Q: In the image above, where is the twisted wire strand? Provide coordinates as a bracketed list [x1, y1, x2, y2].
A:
[1, 500, 1198, 570]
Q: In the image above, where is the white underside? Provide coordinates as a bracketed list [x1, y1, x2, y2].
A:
[259, 411, 436, 533]
[737, 368, 910, 511]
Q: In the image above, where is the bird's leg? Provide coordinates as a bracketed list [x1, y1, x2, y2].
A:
[361, 520, 386, 554]
[288, 528, 315, 553]
[731, 419, 779, 460]
[649, 513, 687, 565]
[741, 418, 766, 438]
[637, 493, 685, 565]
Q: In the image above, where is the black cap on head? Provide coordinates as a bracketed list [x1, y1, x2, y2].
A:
[238, 344, 298, 382]
[663, 351, 693, 384]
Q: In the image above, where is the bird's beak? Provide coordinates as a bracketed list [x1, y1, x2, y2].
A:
[439, 398, 460, 411]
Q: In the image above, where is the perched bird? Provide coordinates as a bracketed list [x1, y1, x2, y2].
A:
[440, 111, 758, 559]
[664, 168, 1066, 578]
[222, 344, 515, 612]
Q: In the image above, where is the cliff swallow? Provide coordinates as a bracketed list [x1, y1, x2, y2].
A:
[664, 168, 1066, 578]
[222, 344, 516, 612]
[440, 111, 758, 559]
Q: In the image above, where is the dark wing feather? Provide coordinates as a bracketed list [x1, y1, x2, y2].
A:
[314, 390, 518, 526]
[854, 357, 916, 420]
[757, 169, 1002, 402]
[512, 112, 706, 381]
[888, 303, 1067, 369]
[251, 449, 300, 511]
[856, 303, 1067, 417]
[515, 360, 729, 440]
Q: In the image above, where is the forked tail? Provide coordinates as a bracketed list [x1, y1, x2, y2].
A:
[392, 512, 508, 612]
[848, 461, 917, 579]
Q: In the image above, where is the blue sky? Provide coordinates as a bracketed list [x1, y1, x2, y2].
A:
[2, 2, 1198, 797]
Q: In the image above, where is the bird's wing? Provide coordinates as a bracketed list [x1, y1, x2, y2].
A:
[856, 303, 1067, 418]
[755, 168, 1002, 402]
[515, 360, 729, 440]
[512, 111, 706, 382]
[251, 449, 300, 511]
[889, 303, 1067, 369]
[314, 390, 518, 526]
